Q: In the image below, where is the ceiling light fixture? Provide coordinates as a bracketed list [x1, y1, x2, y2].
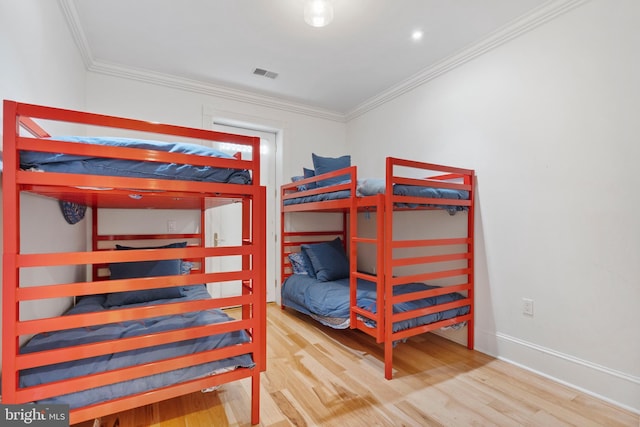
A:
[411, 30, 424, 41]
[304, 0, 334, 28]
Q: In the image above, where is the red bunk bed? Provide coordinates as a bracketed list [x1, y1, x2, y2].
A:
[1, 100, 266, 424]
[281, 156, 474, 379]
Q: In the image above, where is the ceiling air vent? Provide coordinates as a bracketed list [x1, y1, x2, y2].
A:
[253, 68, 278, 79]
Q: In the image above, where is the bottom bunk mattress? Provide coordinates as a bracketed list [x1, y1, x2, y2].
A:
[18, 286, 255, 408]
[281, 274, 469, 332]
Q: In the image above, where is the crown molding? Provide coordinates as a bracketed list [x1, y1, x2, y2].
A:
[345, 0, 589, 121]
[59, 0, 587, 124]
[87, 60, 346, 122]
[57, 0, 94, 68]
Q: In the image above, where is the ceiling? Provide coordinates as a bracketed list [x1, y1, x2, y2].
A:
[61, 0, 561, 120]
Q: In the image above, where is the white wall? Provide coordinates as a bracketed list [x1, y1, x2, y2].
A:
[347, 0, 639, 412]
[0, 0, 87, 368]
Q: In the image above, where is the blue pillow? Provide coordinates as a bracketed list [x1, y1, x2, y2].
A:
[303, 167, 318, 189]
[312, 154, 351, 187]
[109, 258, 183, 280]
[180, 260, 194, 275]
[106, 259, 184, 307]
[107, 242, 187, 306]
[291, 167, 319, 191]
[291, 175, 308, 191]
[301, 237, 350, 281]
[59, 201, 87, 224]
[116, 242, 190, 276]
[115, 242, 187, 250]
[288, 252, 316, 277]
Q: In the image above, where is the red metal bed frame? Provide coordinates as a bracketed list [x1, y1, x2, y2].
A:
[281, 158, 474, 379]
[1, 100, 266, 424]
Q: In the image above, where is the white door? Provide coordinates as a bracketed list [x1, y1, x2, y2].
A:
[206, 125, 277, 302]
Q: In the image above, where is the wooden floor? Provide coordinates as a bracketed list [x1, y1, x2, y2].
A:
[79, 303, 638, 427]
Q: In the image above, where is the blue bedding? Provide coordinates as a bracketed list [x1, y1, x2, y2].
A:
[19, 286, 255, 408]
[281, 275, 469, 332]
[283, 178, 468, 214]
[19, 136, 252, 184]
[283, 189, 351, 206]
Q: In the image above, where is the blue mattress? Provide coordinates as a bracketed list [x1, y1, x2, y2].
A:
[283, 179, 468, 214]
[283, 189, 351, 206]
[281, 275, 469, 332]
[19, 286, 255, 408]
[19, 136, 252, 184]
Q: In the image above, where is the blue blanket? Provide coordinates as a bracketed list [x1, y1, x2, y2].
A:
[281, 275, 469, 332]
[19, 136, 252, 184]
[283, 189, 351, 206]
[283, 178, 468, 214]
[19, 286, 255, 408]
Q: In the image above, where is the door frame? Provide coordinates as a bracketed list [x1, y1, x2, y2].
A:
[202, 107, 284, 304]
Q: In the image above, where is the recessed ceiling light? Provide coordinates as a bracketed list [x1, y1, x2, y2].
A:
[411, 30, 424, 41]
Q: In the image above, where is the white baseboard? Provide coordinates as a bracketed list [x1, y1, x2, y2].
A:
[474, 329, 640, 414]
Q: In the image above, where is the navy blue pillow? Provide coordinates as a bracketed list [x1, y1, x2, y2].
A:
[312, 154, 351, 188]
[106, 259, 184, 307]
[109, 258, 183, 280]
[301, 237, 349, 281]
[107, 242, 187, 306]
[115, 242, 187, 250]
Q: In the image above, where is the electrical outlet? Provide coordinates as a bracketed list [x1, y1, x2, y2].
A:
[167, 220, 177, 232]
[522, 298, 534, 316]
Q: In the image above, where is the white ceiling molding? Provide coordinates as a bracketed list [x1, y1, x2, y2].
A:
[57, 0, 94, 68]
[87, 59, 345, 122]
[58, 0, 587, 124]
[345, 0, 589, 121]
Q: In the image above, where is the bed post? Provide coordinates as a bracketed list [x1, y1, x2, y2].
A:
[247, 133, 265, 424]
[256, 186, 267, 371]
[383, 157, 394, 380]
[375, 193, 385, 344]
[2, 100, 20, 403]
[466, 172, 476, 350]
[348, 167, 358, 330]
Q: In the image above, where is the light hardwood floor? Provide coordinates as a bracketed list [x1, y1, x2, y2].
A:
[79, 303, 638, 427]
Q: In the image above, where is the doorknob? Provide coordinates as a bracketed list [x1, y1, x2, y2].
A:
[213, 232, 225, 247]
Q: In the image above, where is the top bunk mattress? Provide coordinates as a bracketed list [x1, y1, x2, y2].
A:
[18, 136, 252, 184]
[283, 178, 469, 213]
